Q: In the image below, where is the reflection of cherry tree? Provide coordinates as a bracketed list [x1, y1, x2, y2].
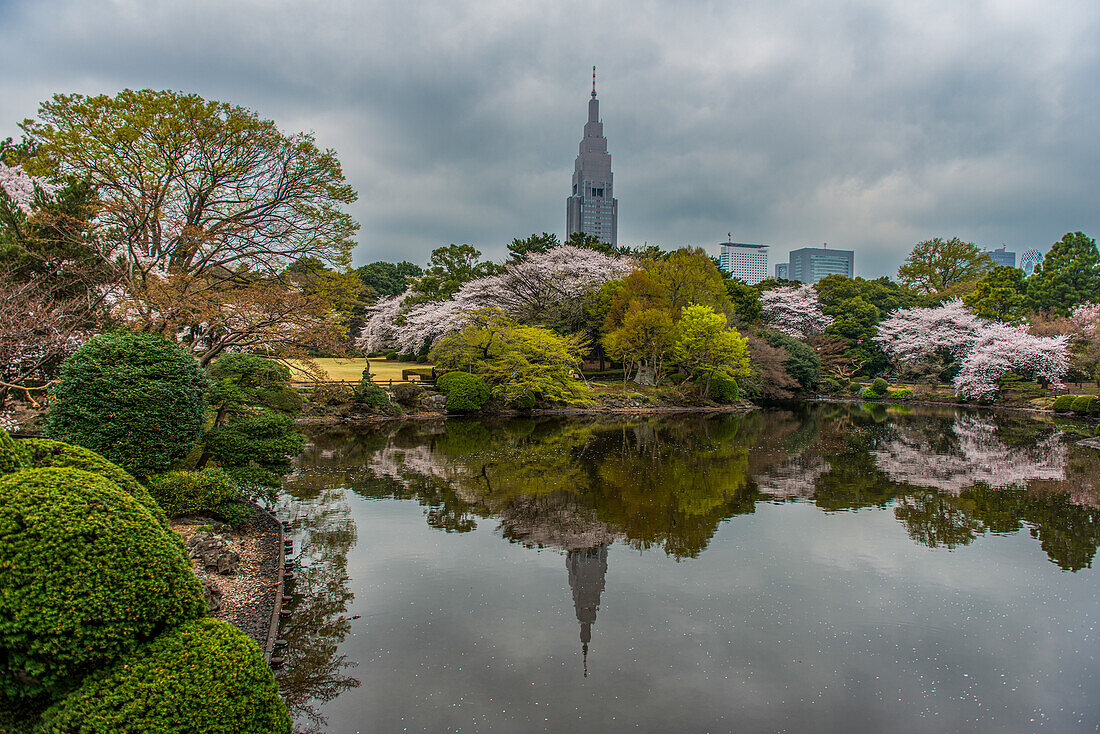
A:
[754, 454, 831, 499]
[871, 413, 1065, 493]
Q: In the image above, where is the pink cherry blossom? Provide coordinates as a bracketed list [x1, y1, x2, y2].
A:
[759, 284, 834, 339]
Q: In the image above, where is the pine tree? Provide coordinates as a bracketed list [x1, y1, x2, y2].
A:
[1026, 232, 1100, 315]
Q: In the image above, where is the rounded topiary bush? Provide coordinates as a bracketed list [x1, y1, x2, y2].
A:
[436, 371, 491, 412]
[0, 468, 206, 701]
[871, 377, 889, 395]
[1071, 395, 1097, 413]
[1052, 395, 1077, 412]
[14, 437, 167, 527]
[36, 618, 290, 734]
[44, 332, 209, 479]
[355, 381, 392, 409]
[147, 468, 242, 519]
[709, 373, 740, 404]
[391, 382, 423, 408]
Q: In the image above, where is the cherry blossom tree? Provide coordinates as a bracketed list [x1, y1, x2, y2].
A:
[759, 284, 833, 339]
[358, 246, 632, 354]
[875, 299, 1069, 399]
[0, 162, 55, 213]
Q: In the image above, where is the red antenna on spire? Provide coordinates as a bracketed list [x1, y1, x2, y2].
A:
[592, 66, 597, 97]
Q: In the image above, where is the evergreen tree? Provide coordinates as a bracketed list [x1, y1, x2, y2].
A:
[1026, 232, 1100, 315]
[963, 266, 1027, 323]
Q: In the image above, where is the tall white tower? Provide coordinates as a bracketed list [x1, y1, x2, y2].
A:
[566, 67, 618, 246]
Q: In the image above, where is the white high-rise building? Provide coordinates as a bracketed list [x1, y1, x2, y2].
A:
[566, 68, 618, 246]
[718, 240, 769, 284]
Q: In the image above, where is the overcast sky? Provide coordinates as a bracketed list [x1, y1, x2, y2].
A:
[2, 0, 1097, 277]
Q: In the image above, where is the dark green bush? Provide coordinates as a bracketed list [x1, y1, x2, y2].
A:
[762, 331, 820, 390]
[36, 618, 290, 734]
[391, 382, 423, 408]
[436, 371, 491, 412]
[871, 377, 889, 395]
[1070, 395, 1097, 413]
[44, 332, 209, 479]
[355, 381, 393, 409]
[384, 350, 398, 360]
[709, 373, 740, 404]
[147, 468, 249, 523]
[14, 437, 167, 527]
[848, 382, 864, 394]
[0, 429, 25, 473]
[0, 468, 206, 702]
[510, 393, 537, 410]
[818, 377, 843, 395]
[202, 412, 304, 496]
[1052, 395, 1077, 411]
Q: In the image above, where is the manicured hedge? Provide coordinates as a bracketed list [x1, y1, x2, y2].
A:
[436, 371, 491, 412]
[12, 437, 167, 527]
[1070, 395, 1097, 413]
[44, 332, 209, 479]
[1052, 395, 1077, 411]
[0, 468, 206, 701]
[36, 618, 290, 734]
[147, 468, 247, 522]
[871, 378, 889, 395]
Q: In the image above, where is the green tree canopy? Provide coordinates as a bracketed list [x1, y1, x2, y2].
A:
[673, 304, 752, 397]
[430, 308, 590, 404]
[897, 237, 996, 295]
[645, 247, 730, 315]
[409, 244, 499, 302]
[603, 308, 678, 385]
[355, 260, 423, 298]
[507, 232, 560, 260]
[1025, 232, 1100, 315]
[963, 266, 1028, 323]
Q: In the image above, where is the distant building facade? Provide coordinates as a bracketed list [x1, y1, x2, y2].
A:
[566, 69, 618, 247]
[788, 246, 854, 284]
[986, 246, 1017, 268]
[775, 263, 789, 280]
[718, 240, 769, 285]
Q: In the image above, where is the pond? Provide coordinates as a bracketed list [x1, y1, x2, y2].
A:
[276, 404, 1100, 733]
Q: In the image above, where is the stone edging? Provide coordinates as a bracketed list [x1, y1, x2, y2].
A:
[256, 505, 285, 664]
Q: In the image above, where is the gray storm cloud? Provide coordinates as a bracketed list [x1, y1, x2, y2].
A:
[1, 0, 1096, 275]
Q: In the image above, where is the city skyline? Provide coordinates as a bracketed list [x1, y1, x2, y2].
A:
[1, 1, 1097, 277]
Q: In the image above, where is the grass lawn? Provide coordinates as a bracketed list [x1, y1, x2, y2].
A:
[287, 358, 432, 382]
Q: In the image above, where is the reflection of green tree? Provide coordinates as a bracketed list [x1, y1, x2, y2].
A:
[277, 489, 361, 734]
[895, 491, 983, 549]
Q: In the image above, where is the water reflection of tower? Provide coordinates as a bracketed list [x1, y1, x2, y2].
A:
[567, 544, 608, 678]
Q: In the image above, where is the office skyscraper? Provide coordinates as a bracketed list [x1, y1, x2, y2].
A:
[985, 246, 1017, 268]
[788, 246, 854, 283]
[718, 239, 769, 284]
[567, 68, 618, 246]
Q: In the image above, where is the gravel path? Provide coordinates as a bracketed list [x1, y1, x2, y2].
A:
[171, 508, 281, 649]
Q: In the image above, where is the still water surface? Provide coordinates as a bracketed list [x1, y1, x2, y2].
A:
[276, 404, 1099, 733]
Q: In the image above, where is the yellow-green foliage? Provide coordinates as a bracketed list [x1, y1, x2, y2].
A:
[13, 437, 168, 528]
[1070, 395, 1097, 413]
[1052, 395, 1077, 411]
[0, 429, 24, 474]
[0, 468, 206, 701]
[35, 618, 290, 734]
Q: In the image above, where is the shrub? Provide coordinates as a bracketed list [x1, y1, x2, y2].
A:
[818, 377, 843, 395]
[0, 468, 206, 701]
[311, 381, 354, 405]
[1071, 395, 1097, 413]
[355, 381, 393, 409]
[1094, 422, 1100, 436]
[888, 388, 914, 399]
[709, 372, 740, 404]
[848, 383, 864, 394]
[436, 371, 491, 412]
[148, 468, 242, 519]
[44, 332, 209, 479]
[391, 382, 423, 408]
[13, 437, 167, 527]
[861, 387, 883, 399]
[0, 429, 25, 473]
[510, 393, 537, 410]
[871, 377, 889, 394]
[36, 618, 290, 734]
[202, 412, 304, 497]
[384, 350, 398, 360]
[1052, 395, 1077, 412]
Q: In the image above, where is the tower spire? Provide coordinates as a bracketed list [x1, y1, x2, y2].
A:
[592, 66, 597, 98]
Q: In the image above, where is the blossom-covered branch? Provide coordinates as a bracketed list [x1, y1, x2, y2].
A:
[759, 284, 834, 339]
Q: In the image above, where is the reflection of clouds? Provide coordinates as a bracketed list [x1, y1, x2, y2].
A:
[754, 454, 831, 499]
[872, 414, 1065, 493]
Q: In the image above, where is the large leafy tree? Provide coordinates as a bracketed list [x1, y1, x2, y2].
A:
[645, 247, 729, 315]
[1025, 232, 1100, 315]
[408, 244, 498, 302]
[429, 308, 590, 404]
[673, 304, 752, 397]
[21, 89, 359, 362]
[356, 260, 422, 297]
[963, 266, 1028, 323]
[507, 232, 559, 261]
[897, 237, 995, 295]
[602, 308, 678, 386]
